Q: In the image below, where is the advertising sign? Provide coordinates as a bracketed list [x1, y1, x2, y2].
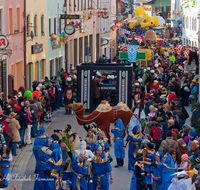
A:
[0, 35, 9, 50]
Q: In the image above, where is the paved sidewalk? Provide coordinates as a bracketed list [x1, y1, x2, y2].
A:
[6, 109, 62, 190]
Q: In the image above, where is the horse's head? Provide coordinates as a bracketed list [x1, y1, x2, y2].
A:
[68, 103, 83, 111]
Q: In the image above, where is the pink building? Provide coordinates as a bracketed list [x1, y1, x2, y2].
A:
[6, 0, 25, 95]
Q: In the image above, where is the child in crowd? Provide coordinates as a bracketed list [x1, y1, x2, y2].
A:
[177, 154, 188, 171]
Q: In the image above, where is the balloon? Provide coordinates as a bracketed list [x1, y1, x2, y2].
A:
[77, 23, 79, 26]
[72, 21, 74, 24]
[75, 21, 78, 23]
[98, 11, 100, 13]
[129, 23, 134, 29]
[60, 37, 63, 40]
[51, 37, 54, 41]
[24, 91, 32, 98]
[32, 91, 40, 98]
[52, 43, 55, 46]
[55, 44, 59, 47]
[58, 41, 60, 44]
[54, 37, 57, 40]
[100, 16, 102, 18]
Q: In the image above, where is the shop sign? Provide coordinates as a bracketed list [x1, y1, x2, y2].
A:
[31, 44, 43, 54]
[60, 15, 80, 19]
[0, 35, 9, 50]
[119, 70, 128, 103]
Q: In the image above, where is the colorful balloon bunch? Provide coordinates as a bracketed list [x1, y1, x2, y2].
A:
[60, 32, 68, 44]
[98, 11, 104, 18]
[129, 23, 134, 29]
[50, 33, 60, 47]
[118, 17, 123, 22]
[110, 25, 119, 31]
[69, 20, 79, 28]
[182, 0, 197, 9]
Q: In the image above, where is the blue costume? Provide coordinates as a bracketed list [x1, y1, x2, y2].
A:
[155, 153, 177, 190]
[93, 131, 110, 151]
[143, 147, 155, 186]
[91, 145, 112, 190]
[34, 137, 54, 190]
[130, 153, 147, 190]
[44, 148, 62, 190]
[71, 153, 89, 190]
[111, 118, 125, 167]
[152, 151, 163, 190]
[0, 147, 11, 186]
[124, 125, 144, 170]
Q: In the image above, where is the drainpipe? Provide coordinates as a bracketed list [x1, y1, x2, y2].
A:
[24, 0, 27, 88]
[65, 0, 68, 72]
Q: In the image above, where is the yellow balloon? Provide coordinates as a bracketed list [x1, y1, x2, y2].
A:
[129, 23, 134, 29]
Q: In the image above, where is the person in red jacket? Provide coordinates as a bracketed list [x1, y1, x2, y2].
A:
[168, 88, 177, 104]
[2, 115, 11, 148]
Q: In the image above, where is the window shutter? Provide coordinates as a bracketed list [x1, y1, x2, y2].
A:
[41, 16, 43, 35]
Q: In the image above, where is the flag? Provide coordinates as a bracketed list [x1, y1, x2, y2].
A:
[127, 45, 138, 62]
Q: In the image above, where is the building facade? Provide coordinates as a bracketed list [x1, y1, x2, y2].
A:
[100, 0, 116, 60]
[0, 0, 7, 97]
[5, 0, 25, 95]
[47, 0, 65, 77]
[182, 1, 199, 47]
[26, 0, 48, 90]
[64, 0, 101, 71]
[143, 0, 171, 21]
[171, 0, 182, 27]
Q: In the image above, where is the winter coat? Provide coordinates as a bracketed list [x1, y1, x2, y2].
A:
[177, 144, 188, 165]
[26, 112, 32, 125]
[144, 102, 153, 116]
[159, 137, 179, 156]
[188, 147, 200, 158]
[2, 120, 11, 141]
[8, 118, 21, 142]
[16, 110, 27, 130]
[30, 104, 39, 123]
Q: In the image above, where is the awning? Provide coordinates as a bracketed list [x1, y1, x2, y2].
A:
[101, 37, 112, 41]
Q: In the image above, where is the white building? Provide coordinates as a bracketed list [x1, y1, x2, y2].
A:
[100, 0, 117, 59]
[171, 0, 182, 27]
[182, 1, 199, 47]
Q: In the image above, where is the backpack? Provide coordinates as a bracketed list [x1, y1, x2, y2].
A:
[165, 139, 175, 154]
[152, 126, 161, 141]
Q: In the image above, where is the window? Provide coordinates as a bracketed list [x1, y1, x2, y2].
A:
[166, 6, 171, 13]
[40, 60, 45, 80]
[85, 0, 86, 10]
[74, 39, 77, 66]
[54, 17, 56, 34]
[183, 16, 184, 28]
[186, 17, 188, 29]
[78, 0, 79, 11]
[49, 18, 51, 36]
[41, 15, 44, 35]
[34, 14, 37, 36]
[155, 6, 163, 12]
[183, 38, 185, 45]
[9, 8, 13, 34]
[27, 14, 30, 36]
[0, 9, 2, 33]
[186, 39, 188, 45]
[89, 34, 93, 62]
[59, 16, 61, 34]
[50, 60, 54, 77]
[97, 0, 99, 8]
[190, 17, 192, 30]
[194, 19, 196, 31]
[17, 8, 20, 31]
[79, 37, 83, 64]
[81, 0, 83, 10]
[69, 0, 72, 11]
[74, 0, 76, 12]
[195, 41, 197, 47]
[88, 0, 90, 8]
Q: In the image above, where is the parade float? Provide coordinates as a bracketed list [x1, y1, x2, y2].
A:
[131, 6, 166, 28]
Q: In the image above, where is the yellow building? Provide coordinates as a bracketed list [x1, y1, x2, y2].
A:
[26, 0, 48, 90]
